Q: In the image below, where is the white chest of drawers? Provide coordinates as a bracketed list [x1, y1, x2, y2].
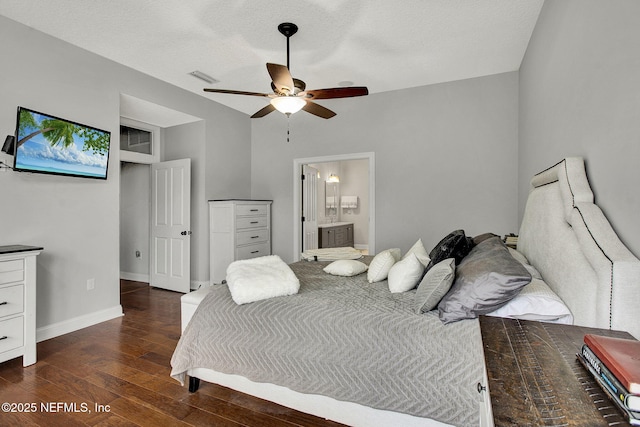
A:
[209, 200, 272, 285]
[0, 245, 42, 367]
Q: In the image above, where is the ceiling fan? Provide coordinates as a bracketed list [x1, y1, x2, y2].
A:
[203, 22, 368, 119]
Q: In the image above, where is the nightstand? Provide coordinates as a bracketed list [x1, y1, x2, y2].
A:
[479, 316, 636, 426]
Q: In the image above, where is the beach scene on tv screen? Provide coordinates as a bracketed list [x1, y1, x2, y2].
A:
[15, 109, 110, 178]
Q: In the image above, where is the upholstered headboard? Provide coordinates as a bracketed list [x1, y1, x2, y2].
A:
[518, 157, 640, 339]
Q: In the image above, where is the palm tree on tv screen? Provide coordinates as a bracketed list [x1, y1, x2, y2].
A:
[17, 109, 109, 156]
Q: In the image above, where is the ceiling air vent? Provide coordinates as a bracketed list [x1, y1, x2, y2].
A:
[189, 70, 218, 84]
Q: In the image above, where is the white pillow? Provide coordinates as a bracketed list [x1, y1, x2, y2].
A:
[402, 238, 430, 266]
[367, 248, 401, 283]
[507, 247, 529, 265]
[388, 253, 424, 293]
[324, 260, 368, 277]
[508, 247, 543, 279]
[388, 247, 402, 261]
[487, 278, 574, 324]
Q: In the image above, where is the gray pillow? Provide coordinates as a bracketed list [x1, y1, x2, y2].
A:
[414, 258, 455, 314]
[438, 236, 532, 324]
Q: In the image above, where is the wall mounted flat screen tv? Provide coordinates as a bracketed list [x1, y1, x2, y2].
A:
[13, 107, 111, 179]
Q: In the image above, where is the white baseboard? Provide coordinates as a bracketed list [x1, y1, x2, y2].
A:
[36, 305, 124, 343]
[121, 272, 208, 291]
[120, 271, 149, 283]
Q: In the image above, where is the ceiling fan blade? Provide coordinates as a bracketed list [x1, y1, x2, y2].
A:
[305, 86, 369, 100]
[204, 88, 271, 97]
[251, 104, 276, 118]
[267, 63, 295, 95]
[302, 101, 336, 119]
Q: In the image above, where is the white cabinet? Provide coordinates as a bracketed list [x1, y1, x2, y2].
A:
[209, 200, 272, 285]
[0, 246, 42, 367]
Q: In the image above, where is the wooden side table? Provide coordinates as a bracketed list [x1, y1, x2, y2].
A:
[479, 316, 636, 426]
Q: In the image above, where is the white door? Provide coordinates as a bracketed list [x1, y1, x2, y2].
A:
[150, 159, 191, 293]
[301, 165, 319, 251]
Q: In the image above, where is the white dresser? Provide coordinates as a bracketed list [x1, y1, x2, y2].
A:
[0, 245, 42, 367]
[209, 200, 272, 285]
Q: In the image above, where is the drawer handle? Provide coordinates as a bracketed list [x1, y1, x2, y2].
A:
[0, 336, 7, 341]
[251, 236, 260, 239]
[250, 221, 259, 224]
[0, 301, 7, 306]
[250, 250, 260, 254]
[250, 209, 259, 212]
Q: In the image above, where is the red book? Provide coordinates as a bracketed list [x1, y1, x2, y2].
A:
[584, 334, 640, 394]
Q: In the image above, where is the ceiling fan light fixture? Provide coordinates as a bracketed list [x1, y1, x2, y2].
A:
[270, 96, 306, 115]
[201, 23, 367, 120]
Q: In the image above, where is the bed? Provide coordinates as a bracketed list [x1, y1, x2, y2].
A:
[171, 157, 640, 427]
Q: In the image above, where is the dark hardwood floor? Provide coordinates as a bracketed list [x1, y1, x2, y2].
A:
[0, 280, 345, 426]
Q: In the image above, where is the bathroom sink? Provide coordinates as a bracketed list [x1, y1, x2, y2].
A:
[318, 222, 353, 228]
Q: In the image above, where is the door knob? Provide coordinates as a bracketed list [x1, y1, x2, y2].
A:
[181, 231, 192, 236]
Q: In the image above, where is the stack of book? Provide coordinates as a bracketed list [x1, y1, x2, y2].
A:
[577, 334, 640, 425]
[503, 234, 518, 249]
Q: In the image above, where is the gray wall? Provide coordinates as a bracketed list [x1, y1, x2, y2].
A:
[0, 15, 251, 332]
[519, 0, 640, 256]
[252, 72, 520, 262]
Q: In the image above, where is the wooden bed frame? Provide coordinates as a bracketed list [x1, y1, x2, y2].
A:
[180, 157, 640, 427]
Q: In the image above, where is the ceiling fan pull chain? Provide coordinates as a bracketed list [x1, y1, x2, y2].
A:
[287, 116, 291, 142]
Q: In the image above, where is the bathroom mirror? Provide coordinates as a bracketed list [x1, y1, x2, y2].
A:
[324, 181, 339, 218]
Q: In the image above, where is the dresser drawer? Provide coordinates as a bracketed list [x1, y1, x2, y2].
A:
[236, 242, 270, 260]
[236, 204, 268, 216]
[0, 316, 24, 354]
[236, 229, 270, 246]
[236, 216, 268, 230]
[0, 284, 24, 318]
[0, 260, 23, 285]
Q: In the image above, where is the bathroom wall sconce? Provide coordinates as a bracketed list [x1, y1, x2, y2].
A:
[327, 173, 340, 183]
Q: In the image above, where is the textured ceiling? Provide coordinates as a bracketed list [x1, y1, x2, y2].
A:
[0, 0, 544, 117]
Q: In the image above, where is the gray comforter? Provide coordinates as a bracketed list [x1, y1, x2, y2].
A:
[171, 258, 483, 426]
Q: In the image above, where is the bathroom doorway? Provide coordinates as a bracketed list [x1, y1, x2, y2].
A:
[293, 152, 375, 261]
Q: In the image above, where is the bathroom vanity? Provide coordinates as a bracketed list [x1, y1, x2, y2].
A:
[318, 222, 354, 248]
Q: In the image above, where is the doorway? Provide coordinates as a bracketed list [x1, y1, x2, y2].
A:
[119, 157, 192, 294]
[120, 161, 151, 283]
[293, 152, 375, 261]
[118, 94, 201, 292]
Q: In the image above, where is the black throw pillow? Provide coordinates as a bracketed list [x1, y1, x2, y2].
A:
[425, 229, 475, 273]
